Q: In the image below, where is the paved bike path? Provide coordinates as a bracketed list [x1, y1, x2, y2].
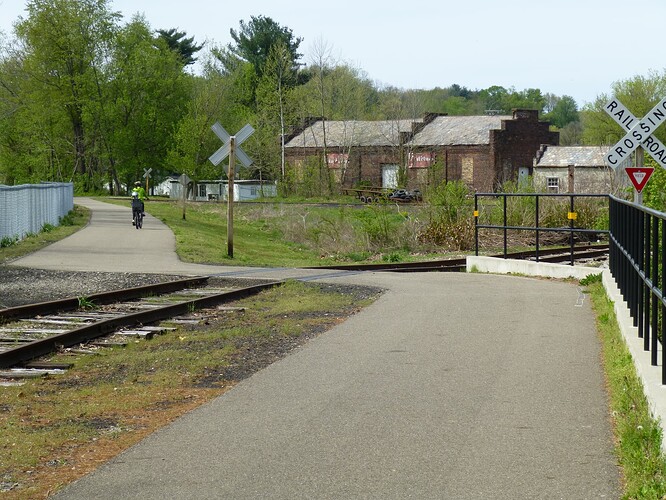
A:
[10, 198, 620, 498]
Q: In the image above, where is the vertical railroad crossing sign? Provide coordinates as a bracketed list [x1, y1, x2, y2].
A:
[143, 168, 152, 191]
[604, 97, 666, 169]
[208, 122, 255, 258]
[143, 167, 152, 179]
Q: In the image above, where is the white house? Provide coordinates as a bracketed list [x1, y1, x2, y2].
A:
[169, 179, 278, 202]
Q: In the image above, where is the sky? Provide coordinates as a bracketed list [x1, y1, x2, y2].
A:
[1, 0, 664, 107]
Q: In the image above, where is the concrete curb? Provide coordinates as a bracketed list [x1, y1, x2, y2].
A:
[466, 255, 666, 453]
[466, 255, 602, 280]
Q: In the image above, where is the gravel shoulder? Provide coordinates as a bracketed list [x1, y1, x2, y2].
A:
[0, 268, 190, 308]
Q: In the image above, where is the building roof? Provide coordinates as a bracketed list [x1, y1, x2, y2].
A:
[534, 146, 611, 168]
[284, 119, 420, 148]
[410, 115, 512, 146]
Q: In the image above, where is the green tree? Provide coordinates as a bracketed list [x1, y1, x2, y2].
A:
[13, 0, 119, 188]
[558, 121, 584, 146]
[255, 40, 297, 180]
[642, 156, 666, 211]
[216, 15, 302, 80]
[167, 73, 239, 184]
[478, 86, 545, 114]
[104, 17, 191, 190]
[157, 28, 203, 66]
[545, 95, 579, 128]
[480, 85, 510, 113]
[582, 71, 666, 146]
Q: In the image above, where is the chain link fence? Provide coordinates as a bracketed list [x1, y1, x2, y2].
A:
[0, 182, 74, 242]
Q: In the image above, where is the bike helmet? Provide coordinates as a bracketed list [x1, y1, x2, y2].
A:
[134, 181, 141, 186]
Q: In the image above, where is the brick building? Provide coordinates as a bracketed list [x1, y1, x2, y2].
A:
[284, 110, 559, 192]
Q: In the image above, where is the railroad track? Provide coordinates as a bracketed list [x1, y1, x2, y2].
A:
[0, 277, 284, 374]
[0, 244, 607, 375]
[309, 244, 609, 273]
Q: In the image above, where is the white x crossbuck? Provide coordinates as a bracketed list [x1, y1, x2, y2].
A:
[604, 97, 666, 169]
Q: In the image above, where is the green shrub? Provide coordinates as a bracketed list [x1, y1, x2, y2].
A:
[579, 273, 602, 286]
[418, 181, 475, 250]
[1, 235, 18, 248]
[353, 205, 402, 250]
[382, 251, 404, 263]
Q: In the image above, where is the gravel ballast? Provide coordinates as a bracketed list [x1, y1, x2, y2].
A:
[0, 268, 189, 308]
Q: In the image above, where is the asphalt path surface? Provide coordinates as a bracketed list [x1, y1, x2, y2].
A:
[12, 198, 620, 499]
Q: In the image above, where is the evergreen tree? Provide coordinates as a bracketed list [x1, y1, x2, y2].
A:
[156, 28, 203, 66]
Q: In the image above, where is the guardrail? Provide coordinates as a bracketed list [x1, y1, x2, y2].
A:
[474, 192, 609, 265]
[609, 195, 666, 384]
[0, 182, 74, 242]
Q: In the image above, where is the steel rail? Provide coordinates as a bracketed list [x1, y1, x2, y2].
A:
[0, 276, 211, 323]
[0, 280, 284, 369]
[308, 244, 608, 272]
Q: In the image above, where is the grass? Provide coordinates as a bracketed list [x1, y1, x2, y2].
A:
[102, 197, 469, 267]
[0, 206, 90, 264]
[108, 198, 334, 267]
[586, 280, 666, 498]
[0, 280, 380, 499]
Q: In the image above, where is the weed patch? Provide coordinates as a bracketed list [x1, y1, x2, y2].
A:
[587, 282, 666, 497]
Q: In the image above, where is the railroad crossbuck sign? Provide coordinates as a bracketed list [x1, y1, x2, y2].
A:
[209, 122, 254, 169]
[604, 97, 666, 169]
[208, 122, 254, 259]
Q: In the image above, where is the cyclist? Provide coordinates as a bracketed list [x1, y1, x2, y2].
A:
[131, 181, 147, 224]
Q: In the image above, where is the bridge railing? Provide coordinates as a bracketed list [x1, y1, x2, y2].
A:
[473, 192, 609, 265]
[609, 195, 666, 384]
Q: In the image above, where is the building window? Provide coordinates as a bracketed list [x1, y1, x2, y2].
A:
[546, 177, 559, 193]
[198, 184, 206, 197]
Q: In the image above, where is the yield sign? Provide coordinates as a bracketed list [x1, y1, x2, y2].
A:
[625, 167, 654, 193]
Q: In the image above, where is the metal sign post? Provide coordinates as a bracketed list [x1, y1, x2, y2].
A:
[227, 137, 236, 257]
[209, 122, 254, 258]
[636, 146, 644, 205]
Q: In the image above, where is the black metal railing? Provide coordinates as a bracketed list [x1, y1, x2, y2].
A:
[609, 195, 666, 384]
[474, 193, 609, 265]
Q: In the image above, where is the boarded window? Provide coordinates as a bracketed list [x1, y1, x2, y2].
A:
[382, 164, 399, 188]
[293, 159, 304, 181]
[462, 157, 474, 184]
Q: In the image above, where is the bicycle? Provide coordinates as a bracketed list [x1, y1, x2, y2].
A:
[131, 196, 144, 229]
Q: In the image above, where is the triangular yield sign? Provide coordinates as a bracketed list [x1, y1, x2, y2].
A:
[625, 166, 655, 193]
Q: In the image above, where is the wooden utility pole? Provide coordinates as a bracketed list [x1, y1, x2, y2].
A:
[208, 122, 254, 260]
[228, 137, 236, 258]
